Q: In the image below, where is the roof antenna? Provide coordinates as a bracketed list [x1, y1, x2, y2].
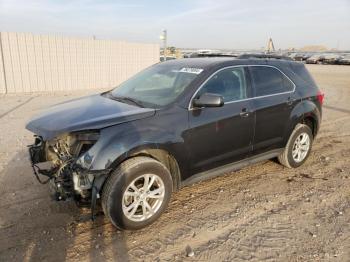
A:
[266, 38, 275, 54]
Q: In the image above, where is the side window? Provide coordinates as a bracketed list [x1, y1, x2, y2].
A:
[197, 67, 247, 102]
[250, 66, 294, 97]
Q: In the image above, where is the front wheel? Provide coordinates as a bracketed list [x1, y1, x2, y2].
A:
[278, 124, 313, 168]
[102, 156, 173, 230]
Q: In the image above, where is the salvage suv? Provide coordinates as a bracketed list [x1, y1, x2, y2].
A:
[27, 54, 324, 230]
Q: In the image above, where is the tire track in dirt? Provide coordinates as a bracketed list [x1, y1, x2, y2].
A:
[170, 168, 350, 261]
[64, 141, 350, 261]
[1, 142, 348, 261]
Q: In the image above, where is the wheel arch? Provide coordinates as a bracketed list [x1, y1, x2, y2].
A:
[301, 114, 318, 137]
[284, 100, 321, 146]
[128, 148, 182, 191]
[105, 146, 182, 191]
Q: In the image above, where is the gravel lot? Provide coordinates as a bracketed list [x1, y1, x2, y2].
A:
[0, 64, 349, 261]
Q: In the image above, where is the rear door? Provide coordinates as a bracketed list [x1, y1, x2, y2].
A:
[248, 65, 296, 154]
[187, 66, 255, 173]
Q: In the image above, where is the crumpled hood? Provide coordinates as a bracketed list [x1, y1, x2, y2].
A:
[26, 94, 155, 140]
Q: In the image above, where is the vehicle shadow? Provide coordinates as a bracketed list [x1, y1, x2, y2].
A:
[0, 150, 130, 261]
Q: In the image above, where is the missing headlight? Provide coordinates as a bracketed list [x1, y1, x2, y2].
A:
[57, 131, 100, 158]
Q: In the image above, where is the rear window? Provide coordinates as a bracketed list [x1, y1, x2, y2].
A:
[250, 66, 294, 97]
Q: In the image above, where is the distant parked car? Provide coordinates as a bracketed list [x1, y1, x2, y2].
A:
[306, 55, 325, 64]
[160, 56, 176, 62]
[288, 53, 297, 60]
[338, 56, 350, 65]
[293, 53, 311, 62]
[322, 54, 342, 65]
[293, 53, 305, 61]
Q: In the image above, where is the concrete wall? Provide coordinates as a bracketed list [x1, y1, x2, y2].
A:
[0, 32, 159, 94]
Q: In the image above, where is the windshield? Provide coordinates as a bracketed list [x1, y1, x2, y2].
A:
[110, 63, 202, 108]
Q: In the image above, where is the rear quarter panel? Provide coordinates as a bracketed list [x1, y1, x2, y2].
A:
[283, 98, 321, 146]
[275, 62, 322, 144]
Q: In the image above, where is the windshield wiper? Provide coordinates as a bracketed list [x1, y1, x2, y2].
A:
[110, 95, 145, 108]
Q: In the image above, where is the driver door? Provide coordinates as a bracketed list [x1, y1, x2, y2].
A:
[187, 67, 255, 174]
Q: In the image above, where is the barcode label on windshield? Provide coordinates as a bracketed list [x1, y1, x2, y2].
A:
[179, 68, 203, 74]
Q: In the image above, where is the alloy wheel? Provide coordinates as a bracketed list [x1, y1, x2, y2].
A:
[122, 174, 165, 222]
[292, 132, 310, 163]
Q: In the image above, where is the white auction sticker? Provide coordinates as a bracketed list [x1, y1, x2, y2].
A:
[179, 68, 204, 74]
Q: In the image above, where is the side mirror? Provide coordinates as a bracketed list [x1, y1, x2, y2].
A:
[193, 93, 224, 108]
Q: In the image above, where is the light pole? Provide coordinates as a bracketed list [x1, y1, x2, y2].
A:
[160, 30, 167, 61]
[266, 37, 275, 54]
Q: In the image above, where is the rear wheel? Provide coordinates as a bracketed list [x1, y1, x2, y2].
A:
[102, 156, 173, 230]
[278, 124, 313, 168]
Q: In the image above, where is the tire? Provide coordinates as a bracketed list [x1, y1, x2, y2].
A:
[278, 124, 313, 168]
[101, 156, 173, 230]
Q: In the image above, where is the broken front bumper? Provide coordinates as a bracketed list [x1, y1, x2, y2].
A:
[28, 135, 111, 219]
[28, 136, 55, 184]
[28, 136, 74, 201]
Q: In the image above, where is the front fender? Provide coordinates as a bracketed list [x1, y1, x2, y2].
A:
[77, 118, 188, 173]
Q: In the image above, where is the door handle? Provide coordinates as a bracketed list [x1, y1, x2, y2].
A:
[287, 97, 296, 105]
[240, 108, 250, 118]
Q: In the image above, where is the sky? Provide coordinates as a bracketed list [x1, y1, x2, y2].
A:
[0, 0, 349, 50]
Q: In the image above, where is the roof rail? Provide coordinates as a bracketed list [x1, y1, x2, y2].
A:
[237, 54, 292, 60]
[185, 53, 237, 58]
[199, 53, 238, 57]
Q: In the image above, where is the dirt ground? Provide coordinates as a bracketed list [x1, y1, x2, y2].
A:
[0, 64, 349, 262]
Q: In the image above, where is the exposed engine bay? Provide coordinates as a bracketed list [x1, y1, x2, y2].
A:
[28, 132, 108, 217]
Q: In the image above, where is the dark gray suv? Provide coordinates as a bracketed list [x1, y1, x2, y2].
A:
[27, 55, 324, 230]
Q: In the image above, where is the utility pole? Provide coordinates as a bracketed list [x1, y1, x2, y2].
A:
[160, 29, 167, 61]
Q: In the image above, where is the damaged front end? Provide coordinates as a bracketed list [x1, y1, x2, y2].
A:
[28, 132, 109, 218]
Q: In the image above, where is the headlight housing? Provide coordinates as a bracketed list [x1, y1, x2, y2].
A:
[71, 131, 100, 157]
[46, 131, 100, 162]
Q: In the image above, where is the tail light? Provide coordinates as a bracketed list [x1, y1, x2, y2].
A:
[317, 91, 324, 105]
